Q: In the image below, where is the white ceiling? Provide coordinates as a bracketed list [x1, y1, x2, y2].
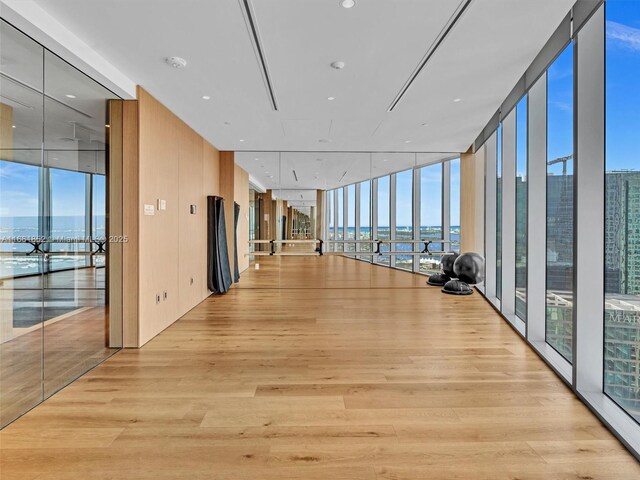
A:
[236, 151, 456, 191]
[26, 0, 574, 152]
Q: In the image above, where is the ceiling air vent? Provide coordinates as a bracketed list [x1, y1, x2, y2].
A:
[387, 0, 473, 112]
[239, 0, 279, 111]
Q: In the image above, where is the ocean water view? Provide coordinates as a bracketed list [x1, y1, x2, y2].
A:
[0, 215, 106, 277]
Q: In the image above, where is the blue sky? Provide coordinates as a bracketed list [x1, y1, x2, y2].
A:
[606, 0, 640, 172]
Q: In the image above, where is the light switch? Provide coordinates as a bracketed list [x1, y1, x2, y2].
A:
[144, 204, 155, 216]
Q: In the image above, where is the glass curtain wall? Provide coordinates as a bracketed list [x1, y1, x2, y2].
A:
[496, 124, 503, 301]
[336, 188, 344, 252]
[346, 184, 355, 252]
[419, 163, 443, 274]
[450, 159, 460, 253]
[325, 158, 457, 274]
[478, 1, 640, 454]
[515, 96, 528, 320]
[604, 0, 640, 424]
[359, 180, 372, 261]
[377, 176, 391, 265]
[546, 44, 574, 362]
[328, 191, 335, 247]
[395, 169, 413, 271]
[0, 20, 120, 427]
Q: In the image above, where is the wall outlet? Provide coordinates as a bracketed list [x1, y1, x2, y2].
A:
[163, 291, 167, 301]
[190, 277, 194, 285]
[158, 199, 167, 210]
[155, 294, 160, 304]
[190, 204, 197, 214]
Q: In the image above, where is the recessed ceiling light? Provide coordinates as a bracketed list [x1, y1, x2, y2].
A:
[453, 98, 462, 103]
[383, 159, 388, 162]
[105, 124, 110, 128]
[405, 140, 412, 143]
[65, 94, 76, 99]
[327, 96, 335, 101]
[254, 158, 260, 161]
[330, 61, 345, 70]
[421, 123, 429, 127]
[202, 95, 211, 100]
[12, 125, 16, 128]
[165, 56, 187, 69]
[239, 139, 245, 142]
[340, 0, 356, 8]
[319, 139, 331, 143]
[316, 158, 323, 162]
[224, 121, 231, 125]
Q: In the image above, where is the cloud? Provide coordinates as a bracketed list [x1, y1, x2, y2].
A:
[607, 20, 640, 52]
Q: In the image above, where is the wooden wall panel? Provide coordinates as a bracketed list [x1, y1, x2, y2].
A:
[122, 101, 139, 347]
[178, 123, 205, 317]
[202, 142, 220, 298]
[460, 150, 485, 254]
[114, 88, 224, 346]
[220, 152, 235, 275]
[0, 103, 13, 160]
[234, 164, 250, 273]
[137, 87, 180, 345]
[107, 100, 123, 347]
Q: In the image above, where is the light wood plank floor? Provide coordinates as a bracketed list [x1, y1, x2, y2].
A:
[1, 256, 639, 479]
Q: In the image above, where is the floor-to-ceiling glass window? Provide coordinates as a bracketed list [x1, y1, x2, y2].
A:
[546, 44, 574, 362]
[604, 0, 640, 423]
[0, 20, 121, 426]
[516, 96, 528, 321]
[92, 174, 106, 267]
[346, 184, 355, 252]
[450, 159, 460, 253]
[419, 163, 443, 274]
[49, 169, 89, 271]
[336, 188, 344, 251]
[377, 176, 391, 265]
[496, 124, 503, 300]
[359, 180, 371, 261]
[395, 169, 413, 271]
[328, 190, 335, 247]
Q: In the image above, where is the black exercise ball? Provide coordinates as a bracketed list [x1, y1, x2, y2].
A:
[442, 279, 473, 295]
[453, 252, 485, 285]
[427, 272, 450, 286]
[440, 251, 459, 278]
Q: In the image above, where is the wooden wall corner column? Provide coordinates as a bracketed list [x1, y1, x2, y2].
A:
[220, 152, 236, 277]
[316, 190, 324, 240]
[460, 149, 485, 254]
[108, 99, 139, 348]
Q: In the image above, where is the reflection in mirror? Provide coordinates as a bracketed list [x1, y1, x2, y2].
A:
[235, 151, 457, 276]
[42, 49, 120, 397]
[0, 18, 122, 427]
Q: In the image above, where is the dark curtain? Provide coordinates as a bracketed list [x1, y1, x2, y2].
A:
[207, 196, 232, 294]
[233, 201, 240, 283]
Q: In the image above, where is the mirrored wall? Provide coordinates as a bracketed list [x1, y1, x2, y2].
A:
[0, 20, 121, 427]
[322, 154, 460, 275]
[236, 152, 461, 278]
